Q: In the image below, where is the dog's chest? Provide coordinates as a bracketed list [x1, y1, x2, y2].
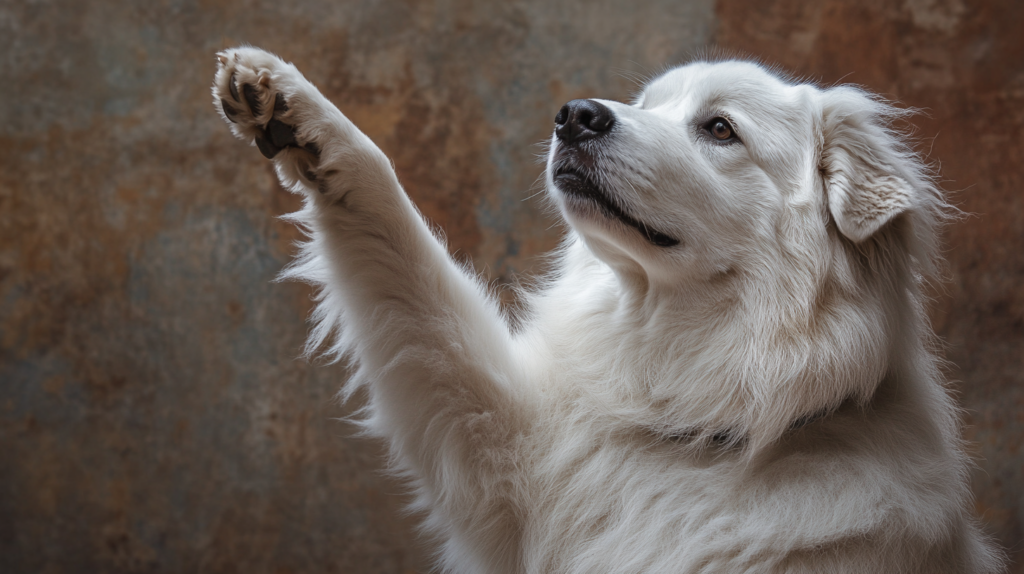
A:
[515, 427, 750, 572]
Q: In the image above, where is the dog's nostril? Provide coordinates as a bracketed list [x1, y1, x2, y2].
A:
[586, 108, 613, 132]
[577, 110, 593, 129]
[555, 105, 569, 126]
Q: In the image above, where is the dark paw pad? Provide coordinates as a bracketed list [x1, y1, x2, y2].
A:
[274, 93, 289, 113]
[266, 118, 298, 148]
[228, 72, 240, 102]
[254, 129, 281, 159]
[242, 83, 262, 117]
[221, 99, 240, 123]
[254, 120, 320, 161]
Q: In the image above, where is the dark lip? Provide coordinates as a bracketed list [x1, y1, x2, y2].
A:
[551, 163, 680, 248]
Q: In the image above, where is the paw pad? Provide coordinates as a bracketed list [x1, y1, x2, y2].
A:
[214, 50, 320, 161]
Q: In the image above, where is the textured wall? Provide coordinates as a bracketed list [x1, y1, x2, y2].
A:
[0, 1, 713, 572]
[1, 0, 1020, 572]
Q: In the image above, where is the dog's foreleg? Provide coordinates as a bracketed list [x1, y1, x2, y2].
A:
[213, 48, 528, 559]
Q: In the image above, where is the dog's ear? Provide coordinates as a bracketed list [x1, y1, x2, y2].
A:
[818, 87, 916, 243]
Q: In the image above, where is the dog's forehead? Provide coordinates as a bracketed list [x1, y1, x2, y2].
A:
[641, 61, 794, 110]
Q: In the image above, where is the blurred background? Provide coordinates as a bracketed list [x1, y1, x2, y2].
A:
[1, 0, 1021, 572]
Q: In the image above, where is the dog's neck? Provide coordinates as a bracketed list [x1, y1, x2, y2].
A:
[531, 237, 897, 451]
[662, 394, 856, 451]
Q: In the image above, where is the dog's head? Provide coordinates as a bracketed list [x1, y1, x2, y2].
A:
[546, 60, 941, 284]
[545, 61, 948, 447]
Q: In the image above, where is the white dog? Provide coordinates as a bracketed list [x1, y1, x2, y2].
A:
[213, 48, 1004, 573]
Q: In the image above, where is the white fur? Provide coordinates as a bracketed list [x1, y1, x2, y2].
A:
[213, 48, 1005, 573]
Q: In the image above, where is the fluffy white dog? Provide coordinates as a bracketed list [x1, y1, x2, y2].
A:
[213, 47, 1004, 573]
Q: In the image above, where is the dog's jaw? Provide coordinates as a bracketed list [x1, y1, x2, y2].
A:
[550, 156, 680, 248]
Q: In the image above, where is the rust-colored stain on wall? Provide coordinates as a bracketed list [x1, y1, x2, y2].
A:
[1, 0, 1020, 572]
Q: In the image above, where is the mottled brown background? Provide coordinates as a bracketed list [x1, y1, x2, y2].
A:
[0, 0, 1020, 572]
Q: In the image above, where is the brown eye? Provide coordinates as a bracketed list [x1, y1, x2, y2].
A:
[709, 118, 734, 140]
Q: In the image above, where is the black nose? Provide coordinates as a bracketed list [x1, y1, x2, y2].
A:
[554, 99, 615, 144]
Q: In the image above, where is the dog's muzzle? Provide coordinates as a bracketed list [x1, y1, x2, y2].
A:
[550, 102, 680, 248]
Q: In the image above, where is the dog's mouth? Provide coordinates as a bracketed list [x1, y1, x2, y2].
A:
[552, 164, 680, 248]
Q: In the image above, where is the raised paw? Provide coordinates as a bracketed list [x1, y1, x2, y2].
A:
[212, 47, 321, 162]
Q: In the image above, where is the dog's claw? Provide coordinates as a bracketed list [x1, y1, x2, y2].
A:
[303, 141, 321, 157]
